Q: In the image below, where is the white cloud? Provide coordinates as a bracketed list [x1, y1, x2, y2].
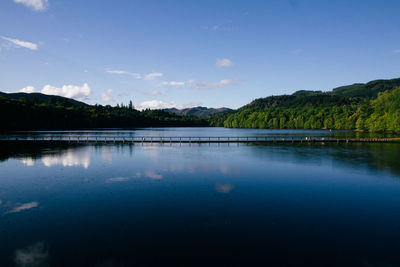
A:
[20, 86, 35, 93]
[1, 36, 38, 50]
[216, 58, 234, 68]
[101, 89, 113, 102]
[393, 49, 400, 53]
[160, 79, 239, 89]
[14, 242, 49, 267]
[106, 70, 163, 81]
[160, 81, 185, 86]
[8, 202, 38, 213]
[189, 79, 240, 89]
[137, 100, 182, 110]
[144, 72, 163, 80]
[106, 69, 141, 79]
[13, 0, 48, 11]
[17, 83, 91, 100]
[147, 89, 162, 96]
[41, 83, 91, 100]
[204, 25, 219, 31]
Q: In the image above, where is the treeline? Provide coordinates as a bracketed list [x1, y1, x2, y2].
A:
[209, 86, 400, 132]
[0, 96, 207, 131]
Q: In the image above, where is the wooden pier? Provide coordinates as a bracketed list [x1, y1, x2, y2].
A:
[1, 136, 400, 144]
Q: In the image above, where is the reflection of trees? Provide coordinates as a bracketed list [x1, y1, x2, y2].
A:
[1, 142, 400, 178]
[249, 143, 400, 177]
[0, 142, 86, 164]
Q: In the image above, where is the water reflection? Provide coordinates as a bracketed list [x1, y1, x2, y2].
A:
[249, 143, 400, 177]
[144, 171, 163, 180]
[1, 142, 400, 265]
[41, 149, 90, 168]
[215, 183, 235, 193]
[7, 202, 39, 214]
[106, 171, 163, 183]
[14, 242, 49, 267]
[106, 177, 130, 182]
[2, 142, 400, 178]
[20, 158, 35, 166]
[18, 147, 91, 168]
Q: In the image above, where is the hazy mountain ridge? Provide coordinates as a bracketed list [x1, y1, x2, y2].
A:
[164, 106, 232, 118]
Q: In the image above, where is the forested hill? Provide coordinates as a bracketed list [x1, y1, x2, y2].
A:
[242, 78, 400, 111]
[164, 106, 232, 118]
[330, 78, 400, 97]
[0, 92, 207, 130]
[0, 92, 88, 108]
[209, 78, 400, 132]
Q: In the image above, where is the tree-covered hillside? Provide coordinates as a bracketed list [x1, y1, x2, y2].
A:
[0, 94, 207, 131]
[209, 78, 400, 132]
[0, 92, 89, 108]
[164, 106, 232, 118]
[330, 78, 400, 98]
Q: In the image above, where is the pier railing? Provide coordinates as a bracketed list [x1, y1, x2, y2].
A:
[1, 136, 400, 143]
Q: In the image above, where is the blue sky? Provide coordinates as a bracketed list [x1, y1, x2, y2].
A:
[1, 0, 399, 109]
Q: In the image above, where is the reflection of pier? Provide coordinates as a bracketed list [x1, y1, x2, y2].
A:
[1, 136, 400, 144]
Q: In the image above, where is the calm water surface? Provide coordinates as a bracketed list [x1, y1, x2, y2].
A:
[1, 128, 400, 266]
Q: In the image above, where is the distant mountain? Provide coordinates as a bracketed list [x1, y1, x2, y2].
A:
[0, 92, 88, 108]
[164, 106, 232, 118]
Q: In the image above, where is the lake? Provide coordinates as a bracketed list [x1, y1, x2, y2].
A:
[1, 128, 400, 266]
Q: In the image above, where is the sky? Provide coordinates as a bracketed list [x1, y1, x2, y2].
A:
[0, 0, 399, 109]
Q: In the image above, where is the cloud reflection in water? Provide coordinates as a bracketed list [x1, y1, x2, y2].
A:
[215, 183, 234, 193]
[20, 158, 35, 166]
[14, 242, 49, 267]
[19, 148, 91, 169]
[106, 177, 130, 182]
[7, 202, 39, 214]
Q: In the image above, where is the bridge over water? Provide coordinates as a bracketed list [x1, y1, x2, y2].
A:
[1, 136, 399, 144]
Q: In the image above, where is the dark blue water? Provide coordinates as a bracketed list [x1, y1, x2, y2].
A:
[1, 129, 400, 266]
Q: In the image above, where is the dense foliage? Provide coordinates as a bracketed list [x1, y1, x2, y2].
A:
[0, 96, 207, 131]
[164, 106, 232, 118]
[209, 85, 400, 133]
